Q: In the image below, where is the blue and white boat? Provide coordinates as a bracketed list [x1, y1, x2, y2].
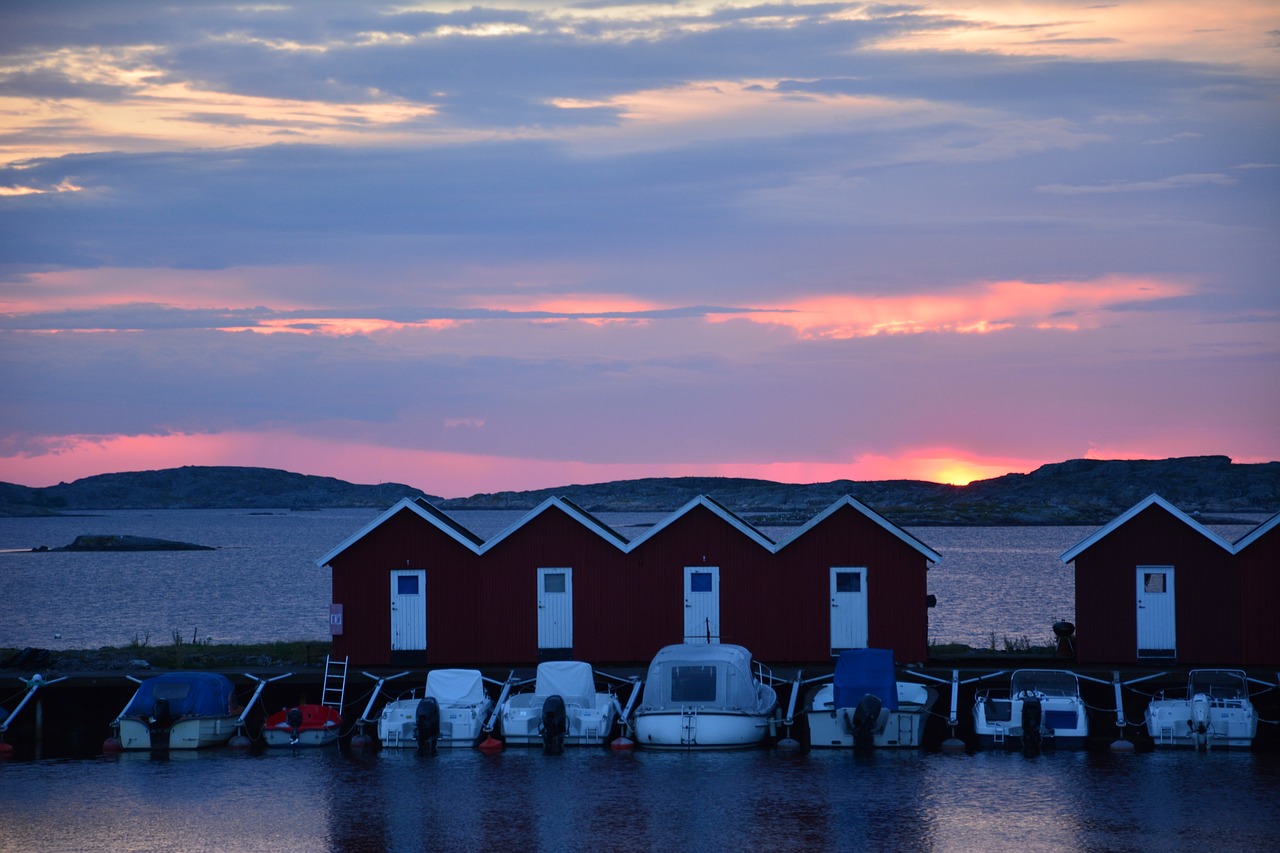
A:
[633, 644, 777, 749]
[805, 649, 937, 749]
[113, 672, 240, 750]
[973, 669, 1088, 750]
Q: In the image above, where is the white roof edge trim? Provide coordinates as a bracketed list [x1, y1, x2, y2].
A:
[1059, 493, 1235, 564]
[478, 496, 629, 555]
[1232, 510, 1280, 553]
[315, 497, 483, 568]
[623, 495, 775, 554]
[773, 495, 942, 564]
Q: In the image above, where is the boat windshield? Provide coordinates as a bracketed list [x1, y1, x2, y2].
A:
[1011, 670, 1078, 697]
[1189, 671, 1247, 699]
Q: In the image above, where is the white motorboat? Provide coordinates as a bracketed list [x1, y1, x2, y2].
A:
[378, 669, 494, 751]
[806, 649, 938, 749]
[973, 669, 1089, 750]
[499, 661, 621, 752]
[634, 643, 777, 750]
[113, 672, 240, 750]
[1146, 669, 1258, 749]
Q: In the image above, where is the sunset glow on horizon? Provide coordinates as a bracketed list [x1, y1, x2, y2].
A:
[2, 1, 1276, 497]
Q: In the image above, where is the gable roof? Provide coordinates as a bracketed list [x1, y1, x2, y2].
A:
[315, 497, 484, 567]
[624, 494, 775, 552]
[480, 495, 629, 554]
[774, 495, 942, 564]
[1059, 493, 1235, 564]
[1232, 510, 1280, 553]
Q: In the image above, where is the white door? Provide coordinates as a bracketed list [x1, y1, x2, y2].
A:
[390, 569, 426, 651]
[830, 567, 868, 653]
[1136, 566, 1176, 658]
[684, 566, 720, 643]
[537, 567, 573, 650]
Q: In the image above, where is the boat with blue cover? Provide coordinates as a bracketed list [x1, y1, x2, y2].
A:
[113, 672, 240, 750]
[805, 649, 938, 749]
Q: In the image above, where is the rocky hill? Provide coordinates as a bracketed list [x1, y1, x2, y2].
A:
[2, 456, 1276, 525]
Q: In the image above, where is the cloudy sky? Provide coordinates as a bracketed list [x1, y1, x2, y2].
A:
[1, 1, 1277, 497]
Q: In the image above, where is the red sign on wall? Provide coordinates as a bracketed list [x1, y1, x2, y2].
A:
[329, 603, 343, 636]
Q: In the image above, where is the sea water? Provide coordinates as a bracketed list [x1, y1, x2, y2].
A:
[0, 745, 1277, 852]
[0, 509, 1258, 650]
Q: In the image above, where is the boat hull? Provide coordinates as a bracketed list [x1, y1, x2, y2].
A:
[634, 709, 772, 750]
[806, 684, 938, 749]
[973, 696, 1088, 750]
[1146, 696, 1257, 748]
[117, 715, 239, 750]
[261, 705, 342, 747]
[500, 694, 618, 746]
[378, 697, 493, 749]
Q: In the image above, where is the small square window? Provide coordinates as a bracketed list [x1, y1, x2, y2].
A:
[689, 572, 713, 592]
[544, 572, 566, 593]
[836, 572, 861, 593]
[1144, 573, 1166, 594]
[397, 575, 419, 595]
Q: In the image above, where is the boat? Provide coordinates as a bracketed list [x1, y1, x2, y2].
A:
[377, 669, 495, 751]
[633, 643, 778, 750]
[113, 672, 240, 750]
[262, 704, 343, 747]
[499, 661, 621, 752]
[972, 669, 1089, 750]
[1146, 669, 1258, 749]
[260, 655, 348, 748]
[805, 649, 938, 749]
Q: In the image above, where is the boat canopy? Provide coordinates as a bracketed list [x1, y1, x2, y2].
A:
[533, 661, 597, 698]
[833, 649, 899, 712]
[121, 672, 236, 718]
[425, 669, 487, 706]
[1010, 670, 1080, 697]
[641, 643, 768, 713]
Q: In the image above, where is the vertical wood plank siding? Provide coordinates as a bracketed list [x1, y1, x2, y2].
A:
[1237, 522, 1280, 665]
[1074, 505, 1240, 665]
[326, 499, 934, 666]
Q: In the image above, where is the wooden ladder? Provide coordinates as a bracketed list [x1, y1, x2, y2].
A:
[322, 655, 349, 713]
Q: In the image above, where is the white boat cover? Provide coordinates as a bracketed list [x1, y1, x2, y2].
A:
[642, 643, 769, 713]
[425, 669, 487, 706]
[533, 661, 597, 698]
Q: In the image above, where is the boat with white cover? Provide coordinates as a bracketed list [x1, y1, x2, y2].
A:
[1146, 669, 1258, 749]
[634, 643, 778, 750]
[806, 649, 938, 749]
[499, 661, 622, 751]
[113, 672, 240, 750]
[973, 669, 1088, 750]
[378, 669, 494, 750]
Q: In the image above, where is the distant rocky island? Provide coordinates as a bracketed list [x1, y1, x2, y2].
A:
[39, 534, 216, 552]
[1, 456, 1277, 526]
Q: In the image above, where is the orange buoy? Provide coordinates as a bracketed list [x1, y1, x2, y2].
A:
[229, 734, 252, 749]
[940, 737, 966, 754]
[0, 742, 13, 758]
[102, 736, 123, 754]
[610, 736, 634, 751]
[477, 736, 503, 753]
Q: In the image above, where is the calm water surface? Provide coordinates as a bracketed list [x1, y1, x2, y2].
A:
[0, 510, 1257, 650]
[1, 747, 1277, 852]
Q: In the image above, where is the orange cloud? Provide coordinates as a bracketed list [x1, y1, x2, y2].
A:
[714, 275, 1187, 339]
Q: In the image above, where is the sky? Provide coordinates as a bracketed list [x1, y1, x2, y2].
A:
[1, 1, 1277, 497]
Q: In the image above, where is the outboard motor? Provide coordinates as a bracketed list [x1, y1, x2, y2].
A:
[286, 707, 304, 746]
[415, 697, 440, 755]
[541, 695, 567, 756]
[148, 698, 174, 749]
[849, 693, 883, 755]
[1190, 693, 1211, 751]
[1021, 696, 1043, 755]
